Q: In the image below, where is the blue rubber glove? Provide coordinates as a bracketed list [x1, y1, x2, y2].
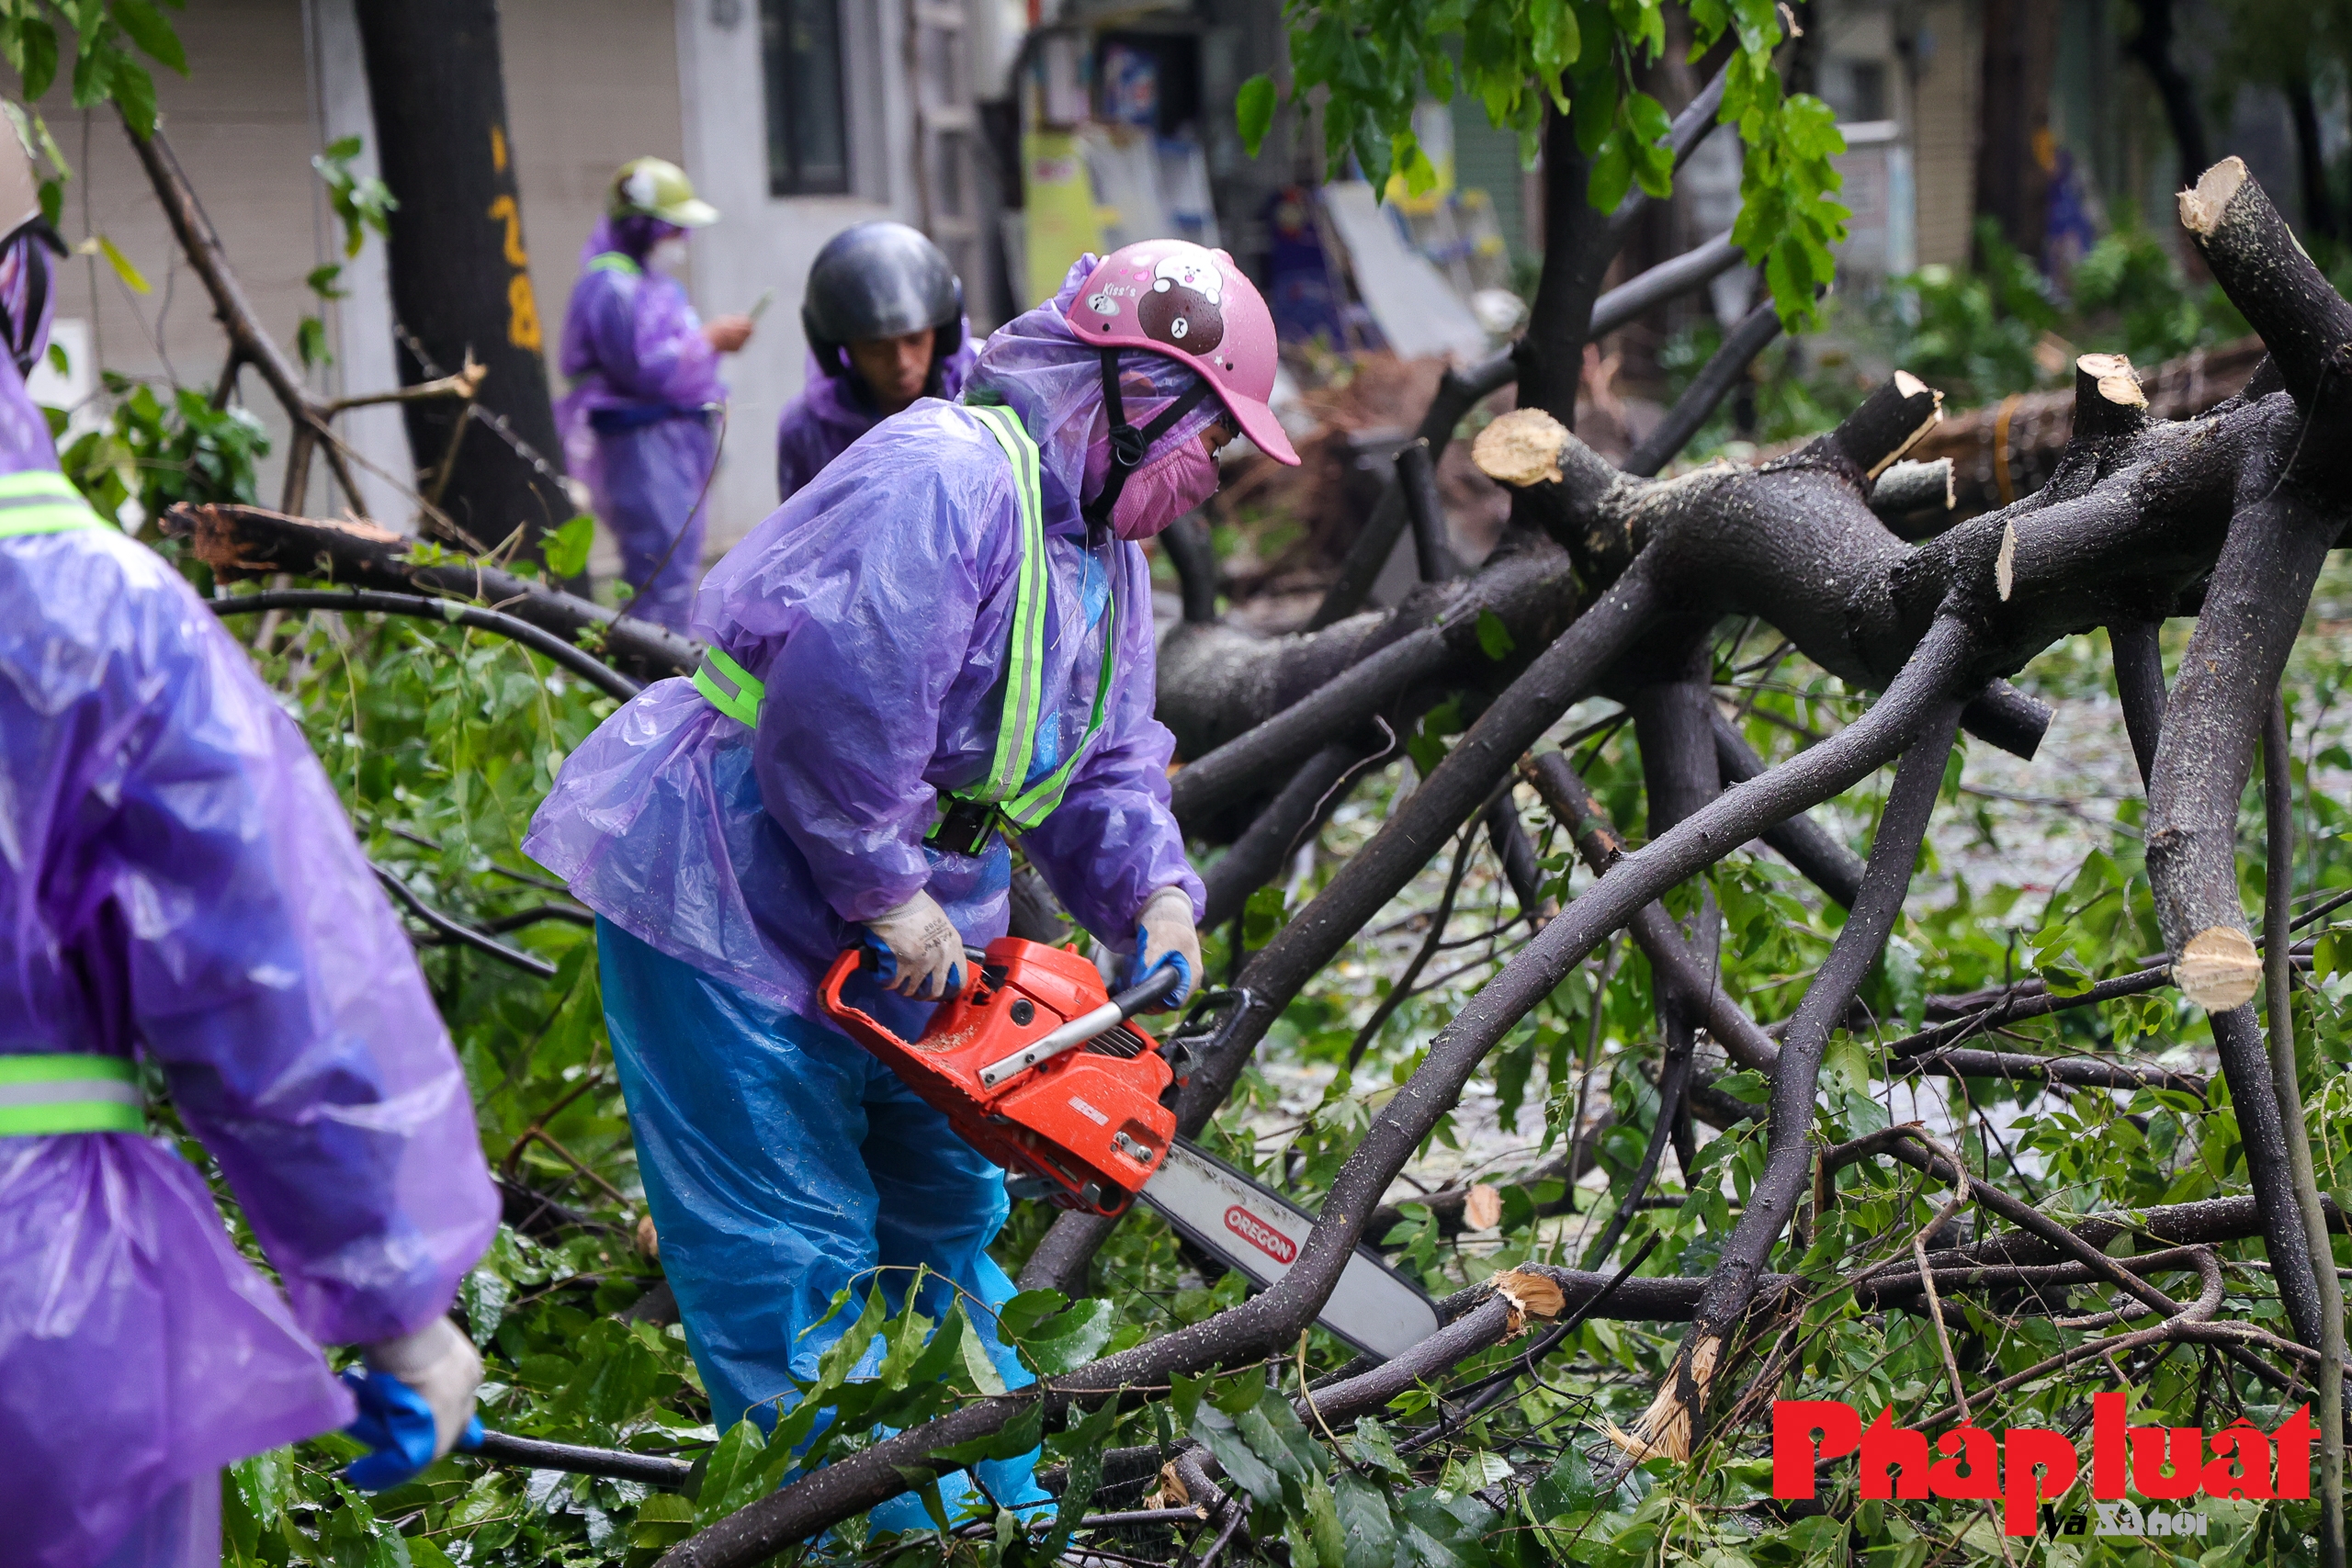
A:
[1121, 886, 1198, 1010]
[342, 1370, 485, 1489]
[340, 1317, 485, 1491]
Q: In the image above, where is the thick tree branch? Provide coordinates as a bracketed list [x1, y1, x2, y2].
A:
[1619, 705, 1962, 1461]
[165, 503, 697, 680]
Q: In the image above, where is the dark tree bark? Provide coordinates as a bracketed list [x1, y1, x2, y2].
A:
[1520, 107, 1605, 423]
[1975, 0, 2063, 262]
[356, 0, 571, 557]
[2125, 0, 2211, 197]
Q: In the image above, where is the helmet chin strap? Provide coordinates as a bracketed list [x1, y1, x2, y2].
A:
[1083, 348, 1215, 539]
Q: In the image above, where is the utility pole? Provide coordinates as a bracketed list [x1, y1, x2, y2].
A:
[354, 0, 571, 557]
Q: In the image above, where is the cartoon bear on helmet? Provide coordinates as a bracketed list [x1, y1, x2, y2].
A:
[1137, 250, 1225, 354]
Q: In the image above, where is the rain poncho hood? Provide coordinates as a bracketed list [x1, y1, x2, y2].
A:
[557, 216, 725, 630]
[0, 236, 496, 1566]
[775, 332, 978, 503]
[527, 254, 1205, 1036]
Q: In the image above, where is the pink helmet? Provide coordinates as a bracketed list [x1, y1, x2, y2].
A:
[1067, 241, 1301, 467]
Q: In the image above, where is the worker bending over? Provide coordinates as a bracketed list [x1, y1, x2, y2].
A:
[528, 241, 1298, 1528]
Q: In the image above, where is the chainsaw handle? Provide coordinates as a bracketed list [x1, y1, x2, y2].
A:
[1107, 963, 1183, 1021]
[819, 947, 928, 1052]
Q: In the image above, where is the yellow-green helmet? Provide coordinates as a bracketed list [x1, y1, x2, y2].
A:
[609, 157, 718, 228]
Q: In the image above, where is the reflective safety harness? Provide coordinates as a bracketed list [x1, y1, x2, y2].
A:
[693, 400, 1118, 855]
[0, 467, 107, 536]
[587, 252, 641, 277]
[0, 1055, 142, 1136]
[0, 477, 146, 1136]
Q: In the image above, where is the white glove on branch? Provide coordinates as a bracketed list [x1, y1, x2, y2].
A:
[867, 890, 967, 1000]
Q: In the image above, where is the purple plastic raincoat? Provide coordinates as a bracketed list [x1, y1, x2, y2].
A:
[774, 332, 978, 503]
[0, 234, 497, 1565]
[527, 256, 1207, 1034]
[558, 217, 726, 631]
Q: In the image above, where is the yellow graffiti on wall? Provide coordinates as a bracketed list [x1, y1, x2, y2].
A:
[486, 178, 540, 350]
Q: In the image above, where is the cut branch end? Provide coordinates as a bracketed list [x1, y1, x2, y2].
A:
[1472, 408, 1569, 489]
[2177, 925, 2262, 1011]
[2179, 157, 2250, 236]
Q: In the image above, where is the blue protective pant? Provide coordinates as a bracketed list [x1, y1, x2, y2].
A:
[596, 919, 1049, 1529]
[594, 413, 712, 633]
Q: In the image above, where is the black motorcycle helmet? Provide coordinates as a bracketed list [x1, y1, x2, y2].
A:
[800, 221, 964, 399]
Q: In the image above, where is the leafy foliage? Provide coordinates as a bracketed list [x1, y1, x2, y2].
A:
[0, 0, 187, 142]
[300, 135, 399, 367]
[1878, 218, 2255, 404]
[54, 369, 268, 524]
[1238, 0, 1849, 330]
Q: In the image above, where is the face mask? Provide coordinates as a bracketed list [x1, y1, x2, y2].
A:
[651, 236, 689, 275]
[1109, 435, 1220, 540]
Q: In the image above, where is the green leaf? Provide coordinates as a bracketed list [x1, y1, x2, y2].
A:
[1243, 884, 1289, 950]
[1171, 1369, 1212, 1430]
[1348, 1416, 1409, 1480]
[1474, 609, 1515, 661]
[296, 315, 330, 370]
[992, 1287, 1069, 1341]
[1041, 1396, 1123, 1553]
[14, 17, 59, 101]
[1192, 1408, 1282, 1506]
[1237, 73, 1276, 157]
[95, 234, 150, 294]
[928, 1396, 1043, 1467]
[694, 1418, 772, 1526]
[306, 262, 348, 299]
[1018, 1294, 1116, 1375]
[542, 513, 595, 579]
[1334, 1469, 1398, 1568]
[1528, 1447, 1599, 1519]
[111, 0, 186, 73]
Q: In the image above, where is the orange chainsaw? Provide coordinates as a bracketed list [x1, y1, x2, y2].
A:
[818, 936, 1210, 1217]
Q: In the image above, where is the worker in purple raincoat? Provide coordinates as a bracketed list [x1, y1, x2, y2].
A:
[558, 158, 755, 631]
[526, 241, 1300, 1531]
[774, 221, 976, 503]
[0, 130, 498, 1567]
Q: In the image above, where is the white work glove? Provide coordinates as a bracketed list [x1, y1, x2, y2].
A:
[1121, 886, 1200, 1010]
[343, 1315, 483, 1489]
[866, 889, 967, 1000]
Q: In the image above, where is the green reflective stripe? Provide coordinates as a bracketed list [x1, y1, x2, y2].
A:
[0, 1055, 142, 1136]
[996, 588, 1116, 830]
[693, 646, 763, 728]
[587, 252, 641, 276]
[0, 471, 102, 537]
[0, 503, 102, 536]
[962, 403, 1050, 806]
[0, 1054, 137, 1085]
[0, 469, 86, 503]
[687, 401, 1118, 840]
